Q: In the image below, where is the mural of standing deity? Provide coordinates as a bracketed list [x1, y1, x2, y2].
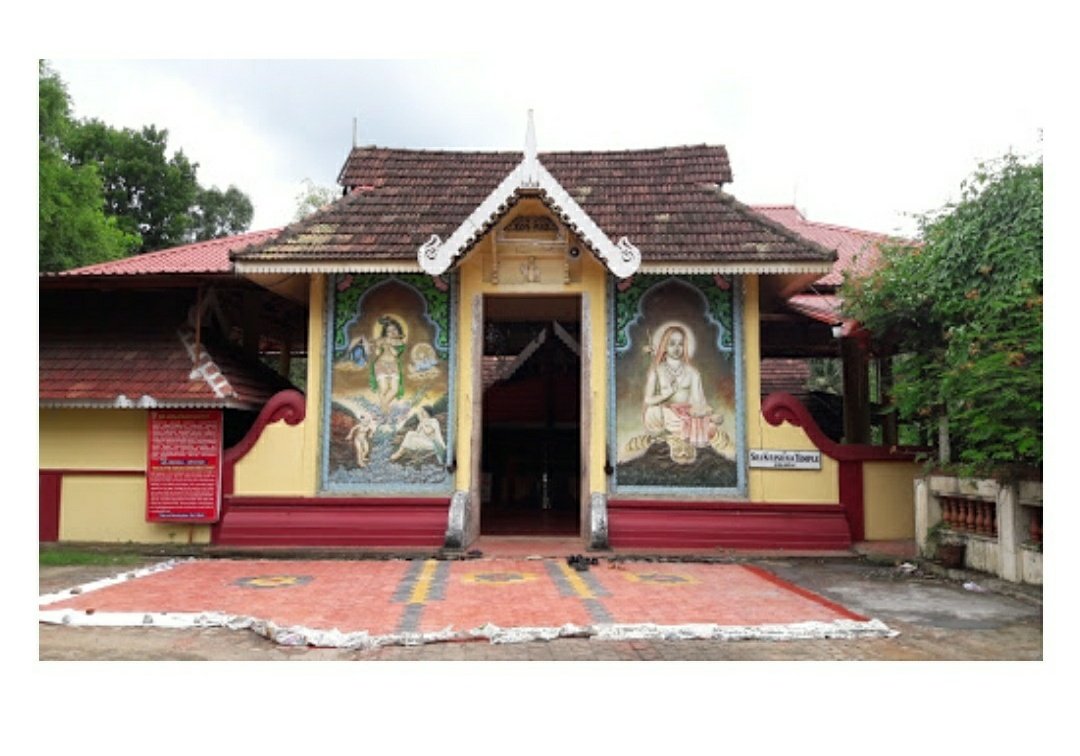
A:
[613, 276, 740, 490]
[323, 275, 452, 492]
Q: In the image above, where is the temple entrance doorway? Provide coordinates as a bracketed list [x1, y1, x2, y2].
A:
[480, 295, 582, 536]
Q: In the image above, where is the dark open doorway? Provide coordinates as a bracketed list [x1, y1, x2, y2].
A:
[480, 296, 581, 535]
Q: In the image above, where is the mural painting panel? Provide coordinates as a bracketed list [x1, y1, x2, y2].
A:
[613, 275, 741, 491]
[322, 274, 453, 493]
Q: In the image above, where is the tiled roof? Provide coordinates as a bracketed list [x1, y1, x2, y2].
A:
[236, 146, 835, 267]
[52, 228, 282, 277]
[786, 293, 843, 324]
[752, 206, 897, 287]
[40, 291, 294, 410]
[760, 358, 811, 398]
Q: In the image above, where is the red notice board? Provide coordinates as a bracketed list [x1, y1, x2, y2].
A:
[147, 410, 223, 523]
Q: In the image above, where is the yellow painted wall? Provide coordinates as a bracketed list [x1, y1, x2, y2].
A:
[863, 461, 919, 539]
[40, 409, 209, 543]
[39, 409, 147, 469]
[231, 274, 319, 497]
[743, 276, 840, 505]
[59, 475, 210, 543]
[232, 421, 311, 495]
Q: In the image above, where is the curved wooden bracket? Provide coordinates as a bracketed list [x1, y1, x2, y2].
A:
[222, 389, 307, 496]
[761, 392, 920, 462]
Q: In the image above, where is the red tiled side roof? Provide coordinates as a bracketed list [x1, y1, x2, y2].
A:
[760, 358, 812, 398]
[53, 228, 282, 277]
[786, 293, 843, 324]
[40, 291, 294, 410]
[752, 206, 899, 287]
[237, 146, 834, 266]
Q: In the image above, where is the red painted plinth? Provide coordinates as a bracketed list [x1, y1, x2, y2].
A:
[39, 471, 62, 542]
[213, 496, 450, 547]
[608, 499, 852, 550]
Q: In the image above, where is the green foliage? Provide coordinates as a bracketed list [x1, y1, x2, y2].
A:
[192, 185, 254, 241]
[842, 153, 1042, 475]
[65, 120, 202, 251]
[39, 62, 140, 271]
[807, 358, 843, 394]
[39, 548, 144, 567]
[39, 61, 256, 269]
[293, 178, 340, 221]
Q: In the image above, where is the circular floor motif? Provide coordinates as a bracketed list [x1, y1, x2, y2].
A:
[624, 572, 697, 585]
[233, 575, 314, 589]
[461, 572, 538, 584]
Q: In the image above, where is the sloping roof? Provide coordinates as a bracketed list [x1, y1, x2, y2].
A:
[786, 293, 844, 325]
[234, 146, 835, 272]
[760, 358, 812, 398]
[40, 290, 294, 410]
[752, 206, 895, 287]
[50, 228, 282, 277]
[753, 206, 911, 333]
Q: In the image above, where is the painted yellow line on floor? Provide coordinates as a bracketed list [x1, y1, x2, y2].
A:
[558, 562, 595, 599]
[409, 559, 439, 604]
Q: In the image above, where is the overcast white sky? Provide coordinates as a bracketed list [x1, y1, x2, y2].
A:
[48, 40, 1045, 238]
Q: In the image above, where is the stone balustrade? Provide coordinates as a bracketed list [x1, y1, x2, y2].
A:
[914, 476, 1042, 585]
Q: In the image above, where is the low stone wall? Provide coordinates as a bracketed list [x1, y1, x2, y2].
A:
[914, 475, 1042, 585]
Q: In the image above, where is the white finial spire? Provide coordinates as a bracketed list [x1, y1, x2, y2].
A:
[523, 109, 538, 187]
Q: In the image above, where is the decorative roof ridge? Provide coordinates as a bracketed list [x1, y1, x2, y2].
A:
[717, 192, 837, 262]
[417, 112, 641, 278]
[340, 142, 725, 158]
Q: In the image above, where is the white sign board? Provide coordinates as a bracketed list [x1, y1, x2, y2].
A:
[748, 449, 822, 470]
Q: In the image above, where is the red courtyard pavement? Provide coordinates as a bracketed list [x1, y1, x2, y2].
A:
[39, 553, 889, 648]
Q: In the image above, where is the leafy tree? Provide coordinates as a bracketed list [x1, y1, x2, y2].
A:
[40, 61, 257, 268]
[293, 178, 340, 221]
[842, 153, 1043, 475]
[64, 120, 201, 252]
[192, 185, 254, 241]
[39, 62, 139, 272]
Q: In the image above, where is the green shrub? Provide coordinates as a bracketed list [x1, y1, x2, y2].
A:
[842, 153, 1042, 476]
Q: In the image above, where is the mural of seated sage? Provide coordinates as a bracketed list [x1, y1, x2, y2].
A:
[612, 275, 742, 492]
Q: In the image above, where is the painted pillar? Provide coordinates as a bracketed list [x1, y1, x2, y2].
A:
[303, 274, 327, 496]
[743, 275, 762, 444]
[453, 257, 483, 546]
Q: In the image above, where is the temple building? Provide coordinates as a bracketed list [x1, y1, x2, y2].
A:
[39, 118, 919, 551]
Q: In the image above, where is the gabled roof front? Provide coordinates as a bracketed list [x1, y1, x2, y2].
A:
[416, 116, 645, 277]
[234, 142, 836, 276]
